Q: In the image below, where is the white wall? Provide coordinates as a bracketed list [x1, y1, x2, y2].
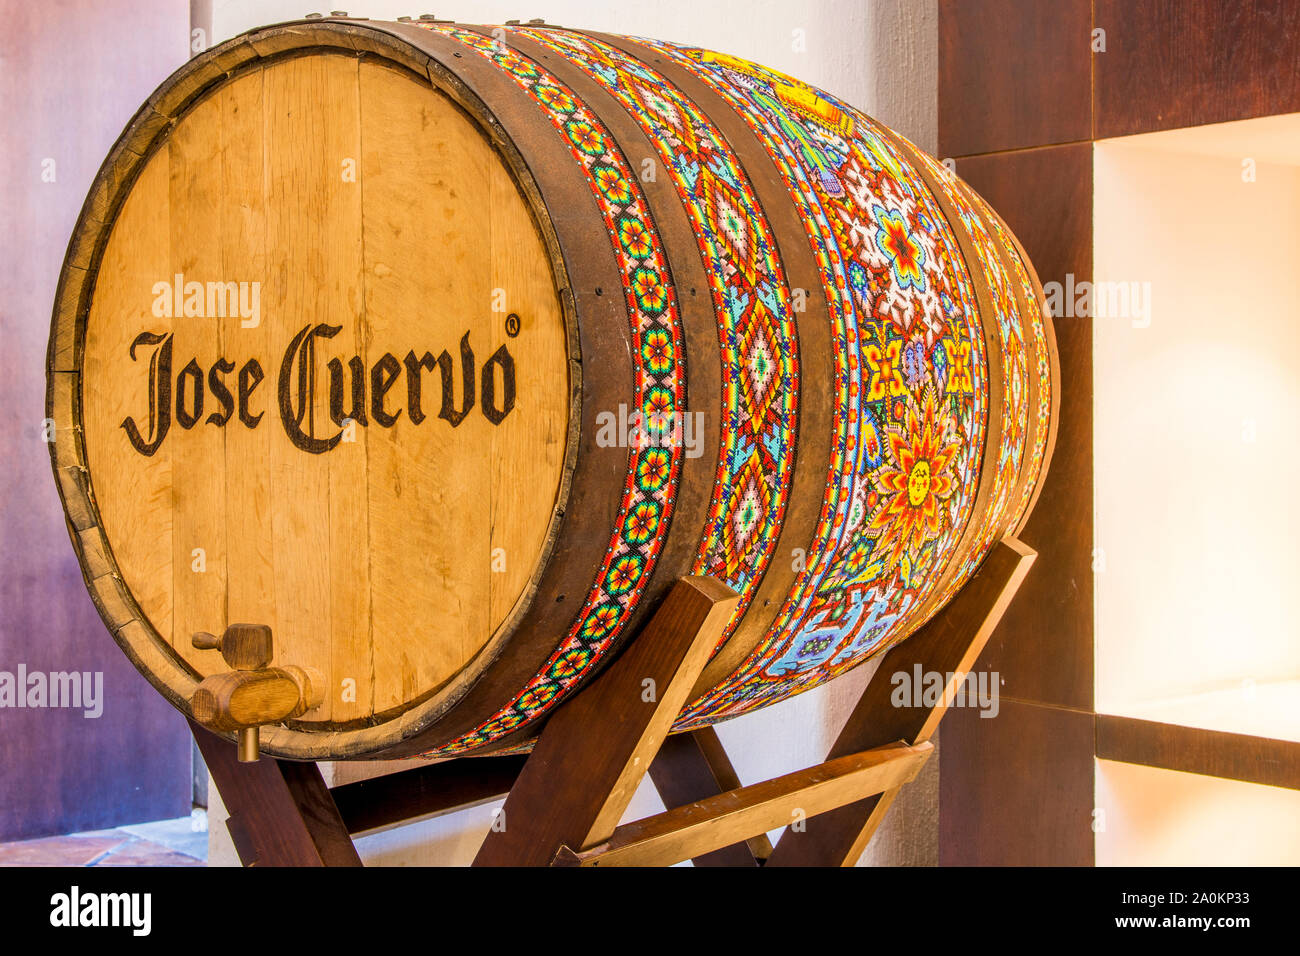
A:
[199, 0, 939, 866]
[205, 0, 937, 154]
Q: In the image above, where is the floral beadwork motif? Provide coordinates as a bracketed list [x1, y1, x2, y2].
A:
[641, 43, 1001, 725]
[407, 26, 1050, 752]
[910, 147, 1031, 614]
[981, 205, 1054, 528]
[418, 25, 686, 755]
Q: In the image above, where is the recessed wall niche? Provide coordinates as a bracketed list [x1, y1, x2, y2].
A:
[1093, 111, 1300, 865]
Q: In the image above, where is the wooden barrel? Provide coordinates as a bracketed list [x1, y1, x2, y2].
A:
[47, 18, 1057, 760]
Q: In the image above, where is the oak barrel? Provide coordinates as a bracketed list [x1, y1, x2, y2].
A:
[48, 18, 1057, 759]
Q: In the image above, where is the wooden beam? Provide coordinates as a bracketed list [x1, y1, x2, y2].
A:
[331, 754, 527, 834]
[1097, 714, 1300, 791]
[193, 720, 361, 867]
[1093, 0, 1300, 139]
[947, 144, 1094, 864]
[649, 727, 771, 866]
[556, 741, 932, 867]
[766, 537, 1036, 867]
[473, 576, 739, 866]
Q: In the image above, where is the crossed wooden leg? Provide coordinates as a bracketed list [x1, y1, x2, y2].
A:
[199, 540, 1033, 867]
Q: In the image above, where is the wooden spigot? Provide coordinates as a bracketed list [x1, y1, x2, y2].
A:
[189, 624, 323, 762]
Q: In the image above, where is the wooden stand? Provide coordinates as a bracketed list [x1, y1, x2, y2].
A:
[194, 538, 1035, 867]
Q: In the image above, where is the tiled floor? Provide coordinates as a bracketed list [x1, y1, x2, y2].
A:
[0, 815, 207, 867]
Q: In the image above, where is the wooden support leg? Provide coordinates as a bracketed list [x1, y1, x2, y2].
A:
[192, 721, 361, 867]
[765, 537, 1037, 867]
[191, 541, 1031, 868]
[473, 576, 739, 866]
[648, 727, 771, 866]
[556, 740, 932, 866]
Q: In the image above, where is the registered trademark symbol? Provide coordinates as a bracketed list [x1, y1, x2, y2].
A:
[505, 313, 521, 337]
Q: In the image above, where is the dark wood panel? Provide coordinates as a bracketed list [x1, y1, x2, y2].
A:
[1097, 715, 1300, 791]
[938, 0, 1092, 157]
[939, 699, 1095, 865]
[331, 755, 526, 835]
[1095, 0, 1300, 138]
[955, 145, 1093, 712]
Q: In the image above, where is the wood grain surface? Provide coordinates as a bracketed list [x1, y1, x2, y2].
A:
[938, 0, 1092, 157]
[77, 55, 570, 728]
[1094, 0, 1300, 138]
[1097, 715, 1300, 792]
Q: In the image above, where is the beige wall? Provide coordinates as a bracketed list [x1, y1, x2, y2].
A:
[208, 0, 938, 155]
[1093, 114, 1300, 866]
[1097, 759, 1300, 866]
[1094, 120, 1300, 724]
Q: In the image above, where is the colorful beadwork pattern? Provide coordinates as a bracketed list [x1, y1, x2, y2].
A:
[515, 27, 800, 647]
[405, 25, 1051, 752]
[906, 145, 1029, 616]
[641, 44, 997, 724]
[980, 203, 1054, 529]
[417, 25, 687, 755]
